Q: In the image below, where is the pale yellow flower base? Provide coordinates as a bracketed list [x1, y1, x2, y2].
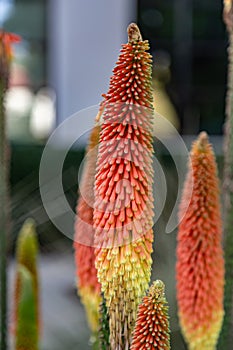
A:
[96, 236, 153, 349]
[180, 310, 224, 350]
[79, 286, 101, 333]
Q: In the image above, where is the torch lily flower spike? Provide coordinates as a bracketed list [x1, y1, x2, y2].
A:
[176, 132, 225, 350]
[130, 280, 170, 350]
[94, 23, 154, 349]
[74, 124, 101, 333]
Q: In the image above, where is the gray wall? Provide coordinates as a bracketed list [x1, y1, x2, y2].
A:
[48, 0, 136, 135]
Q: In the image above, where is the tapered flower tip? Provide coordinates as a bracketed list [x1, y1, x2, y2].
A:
[127, 23, 142, 42]
[19, 218, 36, 233]
[149, 280, 165, 299]
[191, 131, 213, 157]
[196, 131, 208, 149]
[17, 219, 38, 261]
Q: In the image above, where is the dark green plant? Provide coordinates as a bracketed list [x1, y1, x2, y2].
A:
[99, 295, 110, 350]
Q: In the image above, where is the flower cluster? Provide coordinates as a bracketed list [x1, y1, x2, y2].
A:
[94, 23, 154, 349]
[131, 280, 170, 350]
[177, 132, 224, 349]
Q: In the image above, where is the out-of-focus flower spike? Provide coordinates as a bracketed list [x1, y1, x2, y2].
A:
[131, 280, 170, 350]
[15, 265, 39, 350]
[0, 30, 21, 62]
[73, 123, 101, 334]
[94, 23, 154, 349]
[0, 30, 21, 80]
[176, 132, 225, 350]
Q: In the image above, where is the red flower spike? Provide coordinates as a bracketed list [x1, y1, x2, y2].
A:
[131, 280, 170, 350]
[176, 132, 225, 349]
[94, 23, 155, 349]
[74, 124, 101, 333]
[0, 30, 21, 61]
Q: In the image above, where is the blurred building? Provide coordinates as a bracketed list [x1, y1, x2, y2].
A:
[3, 0, 227, 140]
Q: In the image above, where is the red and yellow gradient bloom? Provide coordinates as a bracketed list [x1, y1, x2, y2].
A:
[74, 124, 101, 333]
[94, 23, 154, 349]
[176, 132, 225, 349]
[0, 30, 21, 61]
[131, 280, 170, 350]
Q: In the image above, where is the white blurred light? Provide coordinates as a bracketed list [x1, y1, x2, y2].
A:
[30, 87, 56, 140]
[6, 86, 34, 117]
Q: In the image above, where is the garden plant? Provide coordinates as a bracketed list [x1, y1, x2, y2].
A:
[0, 3, 233, 349]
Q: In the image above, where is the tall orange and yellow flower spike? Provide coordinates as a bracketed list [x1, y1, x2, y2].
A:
[176, 132, 225, 350]
[131, 280, 170, 350]
[74, 124, 101, 334]
[94, 23, 154, 349]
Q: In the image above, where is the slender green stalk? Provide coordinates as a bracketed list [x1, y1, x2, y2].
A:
[99, 295, 110, 350]
[15, 266, 39, 350]
[219, 2, 233, 348]
[14, 219, 39, 350]
[0, 39, 9, 350]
